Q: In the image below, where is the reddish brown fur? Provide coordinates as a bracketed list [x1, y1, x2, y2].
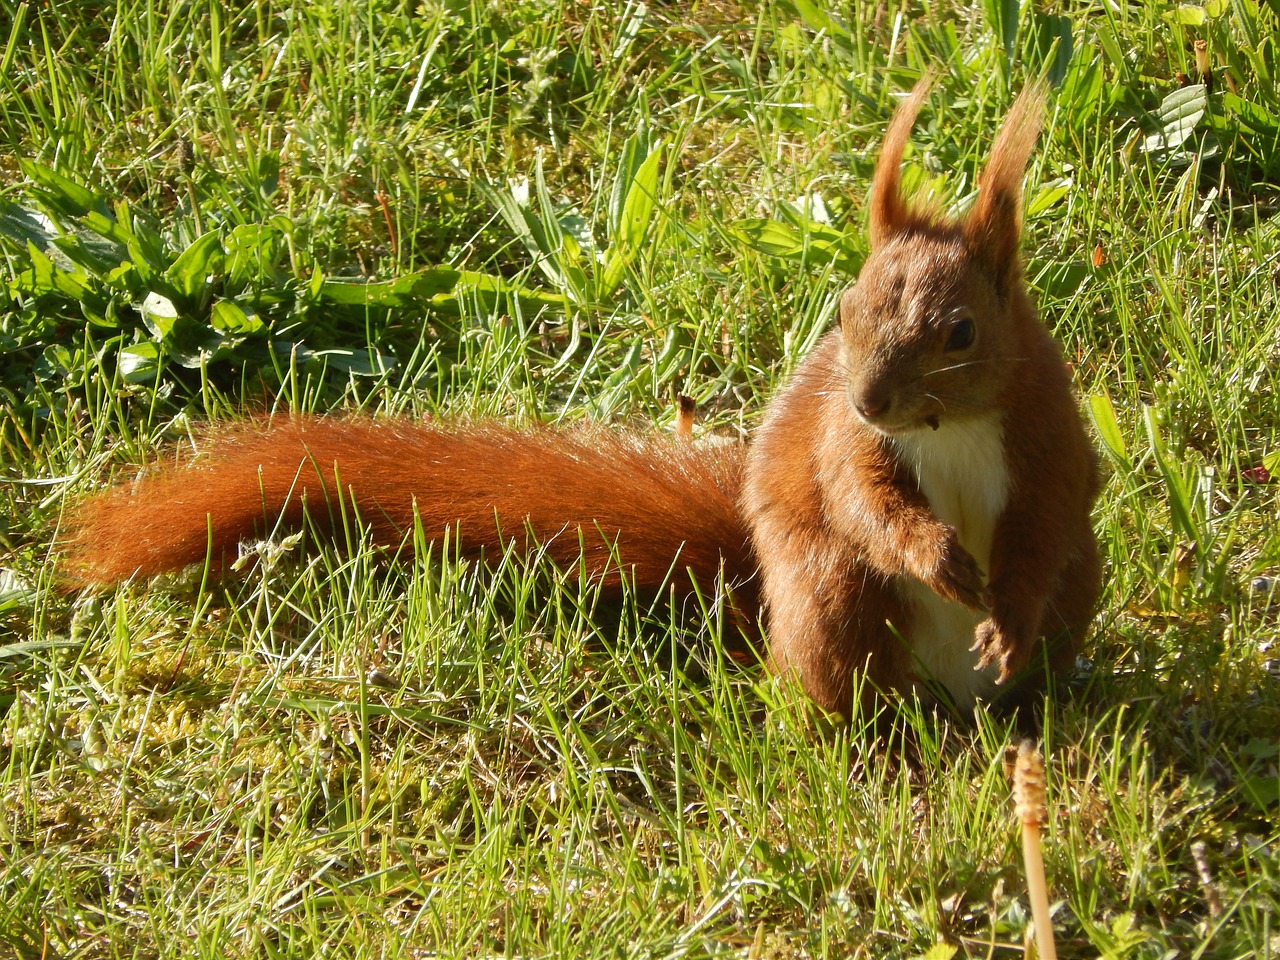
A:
[65, 417, 758, 616]
[62, 79, 1100, 718]
[742, 77, 1099, 712]
[964, 82, 1044, 282]
[867, 74, 945, 248]
[740, 334, 921, 712]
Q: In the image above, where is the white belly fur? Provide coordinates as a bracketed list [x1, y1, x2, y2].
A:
[891, 415, 1010, 707]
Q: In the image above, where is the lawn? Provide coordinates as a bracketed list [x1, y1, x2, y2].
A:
[1, 1, 1278, 957]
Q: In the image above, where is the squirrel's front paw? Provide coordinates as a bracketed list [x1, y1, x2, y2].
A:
[922, 531, 989, 611]
[970, 617, 1031, 684]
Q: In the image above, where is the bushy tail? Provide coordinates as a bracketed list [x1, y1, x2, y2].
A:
[62, 416, 758, 613]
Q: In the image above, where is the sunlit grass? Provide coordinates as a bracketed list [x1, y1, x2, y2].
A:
[2, 1, 1279, 957]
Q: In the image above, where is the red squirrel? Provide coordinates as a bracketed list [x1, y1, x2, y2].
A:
[61, 79, 1100, 716]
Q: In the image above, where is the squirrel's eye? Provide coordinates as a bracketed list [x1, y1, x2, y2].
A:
[945, 317, 975, 352]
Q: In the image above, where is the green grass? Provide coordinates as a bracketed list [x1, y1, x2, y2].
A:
[3, 0, 1280, 957]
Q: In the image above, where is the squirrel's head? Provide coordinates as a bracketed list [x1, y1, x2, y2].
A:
[840, 77, 1045, 436]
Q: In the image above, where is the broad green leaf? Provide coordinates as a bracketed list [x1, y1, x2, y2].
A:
[319, 267, 462, 306]
[19, 160, 108, 219]
[559, 210, 596, 258]
[431, 269, 483, 298]
[118, 342, 162, 383]
[983, 0, 1022, 60]
[81, 209, 136, 250]
[1027, 178, 1071, 217]
[1225, 93, 1280, 135]
[1060, 54, 1104, 118]
[1032, 258, 1088, 301]
[104, 261, 139, 292]
[1243, 737, 1280, 760]
[1095, 25, 1126, 71]
[1242, 774, 1280, 810]
[137, 291, 179, 339]
[608, 128, 649, 237]
[613, 143, 662, 251]
[123, 206, 167, 272]
[35, 344, 78, 382]
[1143, 405, 1197, 540]
[167, 231, 225, 302]
[0, 202, 55, 248]
[168, 326, 232, 368]
[1030, 10, 1073, 87]
[1164, 1, 1227, 23]
[732, 219, 806, 257]
[1163, 4, 1207, 25]
[22, 240, 56, 294]
[210, 300, 264, 335]
[0, 570, 38, 613]
[602, 140, 663, 295]
[50, 265, 91, 302]
[790, 0, 852, 39]
[1142, 85, 1208, 154]
[732, 217, 863, 273]
[225, 222, 284, 283]
[552, 228, 591, 302]
[318, 278, 407, 307]
[52, 233, 129, 278]
[1088, 393, 1129, 465]
[0, 638, 82, 657]
[1102, 913, 1152, 954]
[778, 206, 859, 246]
[318, 268, 566, 315]
[452, 270, 568, 311]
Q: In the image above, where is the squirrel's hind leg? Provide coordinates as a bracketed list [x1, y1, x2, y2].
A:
[757, 542, 911, 718]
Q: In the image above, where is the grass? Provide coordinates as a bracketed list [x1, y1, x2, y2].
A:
[2, 0, 1280, 957]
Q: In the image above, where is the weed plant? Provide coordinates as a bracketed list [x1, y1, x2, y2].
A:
[1, 1, 1279, 957]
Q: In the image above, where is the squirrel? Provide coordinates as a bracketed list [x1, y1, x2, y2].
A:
[60, 78, 1101, 718]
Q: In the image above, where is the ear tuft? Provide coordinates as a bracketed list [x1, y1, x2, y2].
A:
[867, 73, 935, 249]
[963, 80, 1047, 288]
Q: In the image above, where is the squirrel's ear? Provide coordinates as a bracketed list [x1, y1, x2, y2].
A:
[867, 75, 934, 249]
[963, 81, 1046, 289]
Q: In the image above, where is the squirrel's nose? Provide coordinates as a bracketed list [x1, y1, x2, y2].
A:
[853, 388, 891, 422]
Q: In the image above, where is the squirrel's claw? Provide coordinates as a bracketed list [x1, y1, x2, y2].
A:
[971, 617, 1030, 684]
[928, 532, 989, 611]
